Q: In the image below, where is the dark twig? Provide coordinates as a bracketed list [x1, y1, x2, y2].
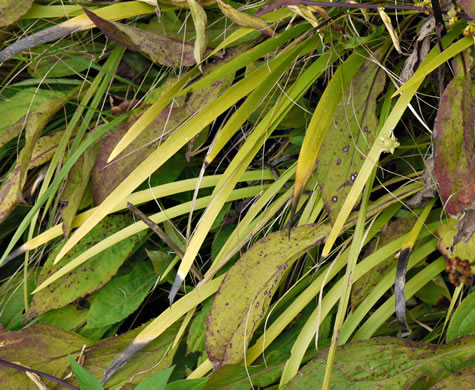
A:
[127, 202, 204, 281]
[0, 358, 80, 390]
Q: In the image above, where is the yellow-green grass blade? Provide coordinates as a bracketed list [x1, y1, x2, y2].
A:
[188, 200, 404, 379]
[353, 257, 446, 340]
[292, 50, 367, 217]
[32, 185, 269, 294]
[205, 31, 313, 163]
[339, 238, 438, 344]
[52, 53, 284, 266]
[101, 274, 225, 385]
[39, 46, 125, 225]
[246, 186, 418, 358]
[0, 2, 155, 62]
[280, 219, 439, 385]
[320, 25, 466, 259]
[6, 170, 275, 260]
[321, 166, 376, 390]
[200, 166, 296, 285]
[207, 7, 293, 57]
[392, 35, 473, 97]
[0, 114, 127, 266]
[169, 45, 337, 303]
[107, 70, 197, 162]
[24, 5, 84, 18]
[181, 23, 311, 95]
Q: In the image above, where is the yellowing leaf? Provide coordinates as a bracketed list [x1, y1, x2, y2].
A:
[188, 0, 208, 68]
[378, 6, 402, 54]
[217, 0, 273, 36]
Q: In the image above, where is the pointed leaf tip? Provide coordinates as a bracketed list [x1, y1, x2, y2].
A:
[169, 273, 184, 305]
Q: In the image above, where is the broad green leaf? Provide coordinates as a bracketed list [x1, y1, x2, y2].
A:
[0, 87, 73, 148]
[284, 336, 475, 389]
[217, 0, 273, 37]
[316, 56, 385, 222]
[293, 51, 366, 216]
[187, 0, 207, 67]
[84, 9, 196, 67]
[39, 302, 90, 331]
[0, 0, 33, 27]
[87, 260, 156, 328]
[206, 223, 341, 368]
[0, 324, 95, 389]
[433, 54, 474, 216]
[135, 366, 175, 390]
[447, 291, 475, 342]
[69, 355, 104, 390]
[26, 214, 139, 320]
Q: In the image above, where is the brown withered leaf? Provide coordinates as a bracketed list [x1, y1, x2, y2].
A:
[84, 8, 196, 67]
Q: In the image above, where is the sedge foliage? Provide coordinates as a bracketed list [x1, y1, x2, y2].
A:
[0, 1, 473, 389]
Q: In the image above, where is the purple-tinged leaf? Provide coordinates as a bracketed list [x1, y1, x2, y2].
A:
[84, 8, 196, 67]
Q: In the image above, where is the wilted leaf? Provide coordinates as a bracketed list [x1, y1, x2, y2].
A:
[206, 224, 328, 369]
[87, 260, 156, 328]
[285, 336, 475, 389]
[84, 9, 196, 67]
[0, 323, 95, 390]
[378, 6, 402, 54]
[433, 54, 475, 217]
[436, 217, 475, 286]
[447, 291, 475, 342]
[0, 113, 47, 221]
[460, 0, 475, 18]
[26, 214, 140, 320]
[0, 0, 33, 27]
[316, 57, 385, 222]
[217, 0, 273, 36]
